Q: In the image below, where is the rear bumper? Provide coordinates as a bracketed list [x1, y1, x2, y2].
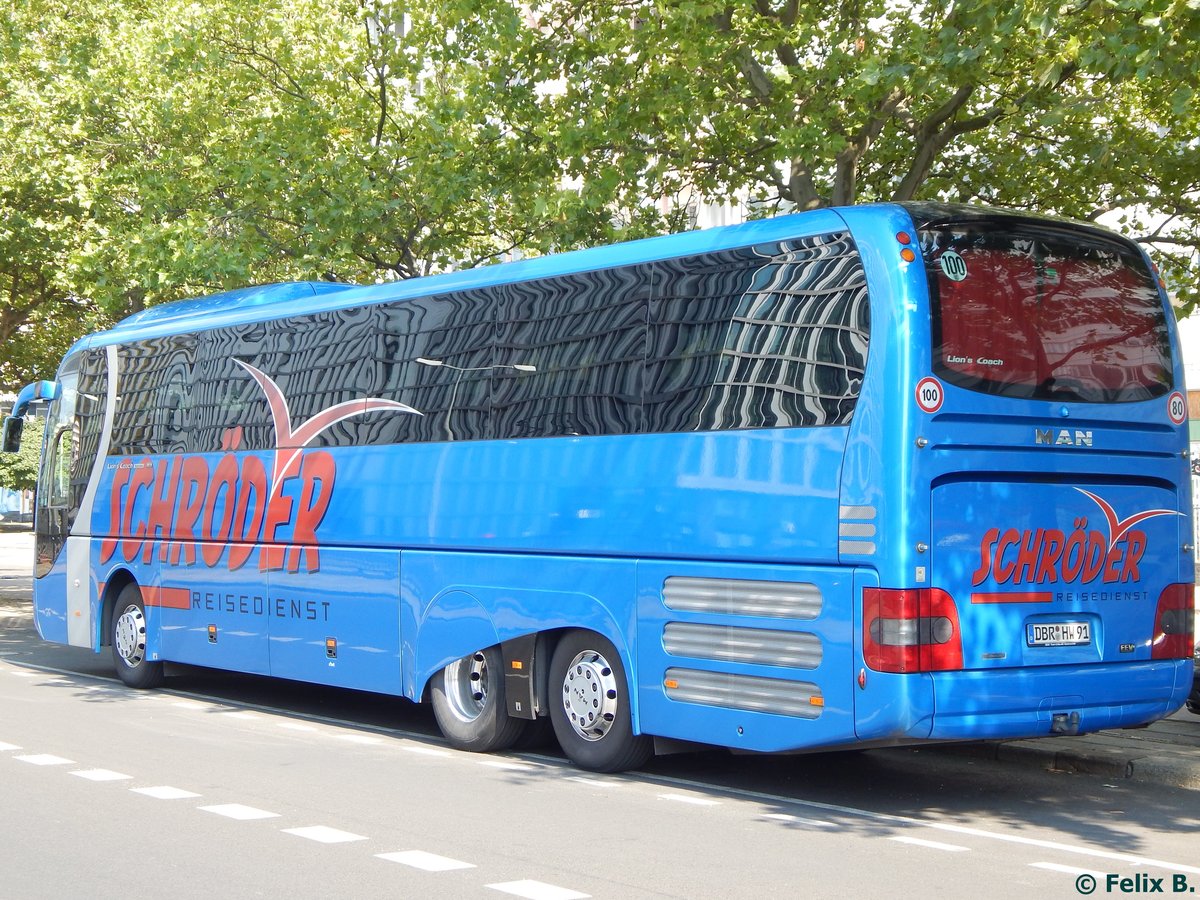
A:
[929, 659, 1191, 740]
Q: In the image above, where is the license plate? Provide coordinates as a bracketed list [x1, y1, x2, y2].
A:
[1026, 621, 1091, 647]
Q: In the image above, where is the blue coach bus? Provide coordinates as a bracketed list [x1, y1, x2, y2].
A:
[4, 203, 1194, 771]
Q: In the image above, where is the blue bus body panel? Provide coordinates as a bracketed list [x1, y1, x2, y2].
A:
[635, 559, 857, 753]
[89, 431, 848, 564]
[929, 660, 1188, 739]
[400, 551, 637, 704]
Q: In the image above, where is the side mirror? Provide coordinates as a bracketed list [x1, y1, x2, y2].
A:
[1, 416, 23, 453]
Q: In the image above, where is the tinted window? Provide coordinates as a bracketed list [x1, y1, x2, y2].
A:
[647, 232, 869, 431]
[112, 336, 197, 455]
[922, 222, 1171, 402]
[494, 266, 650, 438]
[106, 230, 870, 453]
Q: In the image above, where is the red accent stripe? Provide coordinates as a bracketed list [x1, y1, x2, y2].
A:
[971, 592, 1053, 604]
[142, 586, 192, 610]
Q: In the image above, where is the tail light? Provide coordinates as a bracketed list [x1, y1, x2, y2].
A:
[1150, 583, 1195, 659]
[863, 588, 964, 673]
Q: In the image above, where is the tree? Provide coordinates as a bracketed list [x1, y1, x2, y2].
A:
[472, 0, 1200, 306]
[0, 414, 43, 493]
[3, 0, 1198, 395]
[0, 0, 593, 389]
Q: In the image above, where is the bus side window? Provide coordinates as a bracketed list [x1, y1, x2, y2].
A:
[647, 232, 869, 433]
[158, 369, 192, 451]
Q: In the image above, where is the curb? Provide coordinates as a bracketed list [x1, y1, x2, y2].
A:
[1129, 754, 1200, 790]
[945, 735, 1200, 792]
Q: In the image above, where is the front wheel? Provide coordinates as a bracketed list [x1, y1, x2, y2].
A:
[430, 646, 527, 752]
[110, 586, 164, 689]
[548, 631, 652, 773]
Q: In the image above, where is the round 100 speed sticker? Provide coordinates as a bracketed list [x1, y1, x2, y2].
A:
[915, 376, 944, 413]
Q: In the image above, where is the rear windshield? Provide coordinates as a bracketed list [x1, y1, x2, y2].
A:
[921, 220, 1172, 403]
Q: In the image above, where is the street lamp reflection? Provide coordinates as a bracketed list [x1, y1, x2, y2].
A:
[414, 357, 537, 439]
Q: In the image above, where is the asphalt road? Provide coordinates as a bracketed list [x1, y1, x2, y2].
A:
[1, 532, 1198, 899]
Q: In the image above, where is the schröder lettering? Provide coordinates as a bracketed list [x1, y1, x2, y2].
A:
[99, 450, 335, 573]
[970, 523, 1146, 587]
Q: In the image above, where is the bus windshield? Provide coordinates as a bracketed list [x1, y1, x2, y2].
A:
[921, 220, 1172, 403]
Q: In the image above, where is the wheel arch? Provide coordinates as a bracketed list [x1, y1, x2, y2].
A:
[97, 568, 138, 650]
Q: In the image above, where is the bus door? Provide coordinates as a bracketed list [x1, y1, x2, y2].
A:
[34, 350, 110, 647]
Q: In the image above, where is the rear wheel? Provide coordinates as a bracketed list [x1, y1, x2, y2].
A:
[431, 646, 527, 752]
[110, 585, 164, 689]
[549, 631, 652, 772]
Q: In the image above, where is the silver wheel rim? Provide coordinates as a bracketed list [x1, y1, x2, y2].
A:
[113, 603, 147, 669]
[561, 649, 619, 742]
[442, 652, 489, 723]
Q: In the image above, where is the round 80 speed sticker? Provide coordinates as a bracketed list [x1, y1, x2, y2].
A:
[1168, 391, 1187, 425]
[916, 377, 944, 413]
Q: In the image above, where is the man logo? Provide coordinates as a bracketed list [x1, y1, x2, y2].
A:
[1035, 428, 1093, 447]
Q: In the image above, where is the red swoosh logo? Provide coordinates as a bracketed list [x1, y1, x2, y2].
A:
[1076, 488, 1179, 550]
[235, 360, 422, 486]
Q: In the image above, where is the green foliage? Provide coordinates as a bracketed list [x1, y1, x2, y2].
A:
[0, 414, 43, 493]
[1, 0, 1198, 394]
[486, 0, 1200, 308]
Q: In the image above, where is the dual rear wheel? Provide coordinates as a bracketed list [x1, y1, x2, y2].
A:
[431, 631, 651, 772]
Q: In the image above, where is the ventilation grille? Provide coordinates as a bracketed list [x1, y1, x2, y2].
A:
[664, 668, 822, 719]
[663, 577, 821, 620]
[663, 623, 822, 669]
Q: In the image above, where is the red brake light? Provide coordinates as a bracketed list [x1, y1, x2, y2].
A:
[863, 588, 963, 673]
[1151, 583, 1194, 659]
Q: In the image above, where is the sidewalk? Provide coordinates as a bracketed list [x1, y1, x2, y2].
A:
[0, 529, 1197, 788]
[0, 528, 34, 628]
[944, 708, 1200, 791]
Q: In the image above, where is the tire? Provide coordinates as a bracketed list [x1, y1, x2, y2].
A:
[548, 631, 652, 773]
[430, 646, 527, 752]
[109, 585, 164, 689]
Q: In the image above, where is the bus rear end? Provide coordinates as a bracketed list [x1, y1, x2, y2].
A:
[853, 205, 1195, 744]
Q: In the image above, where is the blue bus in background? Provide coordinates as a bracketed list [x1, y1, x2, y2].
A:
[4, 203, 1194, 771]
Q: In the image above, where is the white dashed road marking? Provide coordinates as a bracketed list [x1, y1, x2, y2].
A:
[376, 850, 477, 872]
[889, 836, 970, 853]
[659, 792, 720, 807]
[566, 776, 621, 788]
[283, 826, 367, 844]
[335, 734, 383, 745]
[199, 803, 281, 821]
[131, 786, 202, 800]
[402, 745, 451, 758]
[486, 880, 590, 900]
[761, 813, 836, 828]
[0, 741, 21, 751]
[14, 754, 74, 766]
[1030, 862, 1108, 877]
[71, 769, 132, 782]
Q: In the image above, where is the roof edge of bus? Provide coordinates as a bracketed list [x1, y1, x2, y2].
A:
[83, 207, 868, 346]
[898, 201, 1133, 244]
[113, 281, 356, 330]
[75, 201, 1127, 350]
